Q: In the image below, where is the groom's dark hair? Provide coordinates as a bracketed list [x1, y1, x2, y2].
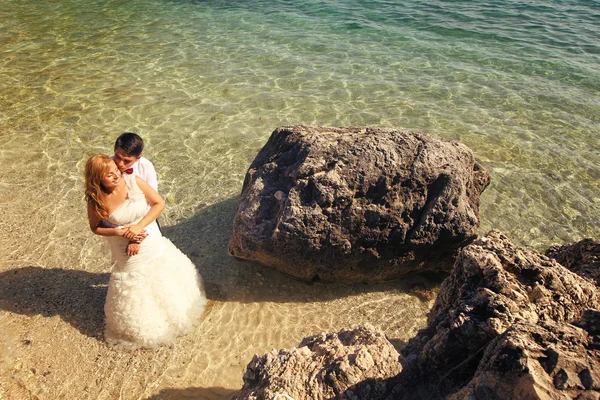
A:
[114, 132, 144, 157]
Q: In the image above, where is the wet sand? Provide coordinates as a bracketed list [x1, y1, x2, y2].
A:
[0, 193, 438, 399]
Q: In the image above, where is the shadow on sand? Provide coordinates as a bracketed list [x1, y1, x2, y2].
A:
[0, 266, 109, 338]
[161, 196, 444, 306]
[145, 386, 237, 400]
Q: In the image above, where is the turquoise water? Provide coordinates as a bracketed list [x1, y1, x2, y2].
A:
[1, 0, 598, 250]
[0, 0, 599, 394]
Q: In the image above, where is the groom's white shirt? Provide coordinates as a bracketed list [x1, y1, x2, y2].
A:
[130, 157, 160, 235]
[131, 156, 158, 192]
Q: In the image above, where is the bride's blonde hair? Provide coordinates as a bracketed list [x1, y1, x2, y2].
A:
[84, 154, 114, 221]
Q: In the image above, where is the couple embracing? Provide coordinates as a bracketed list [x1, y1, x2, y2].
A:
[84, 133, 206, 349]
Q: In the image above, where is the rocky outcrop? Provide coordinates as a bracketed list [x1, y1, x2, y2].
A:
[546, 239, 600, 285]
[232, 324, 401, 400]
[234, 231, 600, 399]
[449, 312, 600, 399]
[387, 230, 600, 399]
[229, 125, 490, 283]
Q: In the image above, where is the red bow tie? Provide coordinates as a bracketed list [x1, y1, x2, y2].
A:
[123, 168, 134, 174]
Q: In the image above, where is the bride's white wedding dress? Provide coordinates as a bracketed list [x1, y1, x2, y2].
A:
[102, 174, 206, 348]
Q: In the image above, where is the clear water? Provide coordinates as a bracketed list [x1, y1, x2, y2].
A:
[1, 0, 599, 396]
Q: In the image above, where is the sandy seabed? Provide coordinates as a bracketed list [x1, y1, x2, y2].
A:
[0, 191, 437, 400]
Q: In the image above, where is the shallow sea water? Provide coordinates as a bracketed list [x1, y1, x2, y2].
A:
[0, 0, 599, 397]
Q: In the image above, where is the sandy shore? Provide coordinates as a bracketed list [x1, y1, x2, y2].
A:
[0, 195, 437, 399]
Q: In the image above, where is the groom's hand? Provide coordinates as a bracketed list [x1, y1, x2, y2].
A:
[126, 242, 140, 256]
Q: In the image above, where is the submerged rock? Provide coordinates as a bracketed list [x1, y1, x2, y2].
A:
[232, 324, 401, 400]
[229, 125, 490, 283]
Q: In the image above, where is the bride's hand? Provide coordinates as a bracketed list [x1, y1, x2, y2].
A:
[123, 224, 144, 240]
[130, 232, 148, 243]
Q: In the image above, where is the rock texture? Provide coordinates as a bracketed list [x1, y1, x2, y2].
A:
[232, 324, 401, 400]
[229, 125, 490, 283]
[388, 230, 600, 399]
[546, 238, 600, 285]
[449, 313, 600, 399]
[234, 231, 600, 400]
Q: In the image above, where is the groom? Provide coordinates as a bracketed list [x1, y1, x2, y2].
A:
[113, 132, 158, 192]
[112, 132, 161, 254]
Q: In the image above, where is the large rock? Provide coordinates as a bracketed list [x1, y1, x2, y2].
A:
[387, 230, 600, 399]
[229, 125, 490, 283]
[232, 324, 402, 400]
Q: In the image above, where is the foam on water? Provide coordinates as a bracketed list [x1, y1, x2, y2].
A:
[0, 0, 599, 395]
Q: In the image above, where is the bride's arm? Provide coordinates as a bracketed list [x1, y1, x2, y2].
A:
[123, 176, 165, 238]
[87, 203, 125, 237]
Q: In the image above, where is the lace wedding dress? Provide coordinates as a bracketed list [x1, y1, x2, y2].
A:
[102, 174, 206, 348]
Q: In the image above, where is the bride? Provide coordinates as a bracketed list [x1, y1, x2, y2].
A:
[84, 154, 206, 348]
